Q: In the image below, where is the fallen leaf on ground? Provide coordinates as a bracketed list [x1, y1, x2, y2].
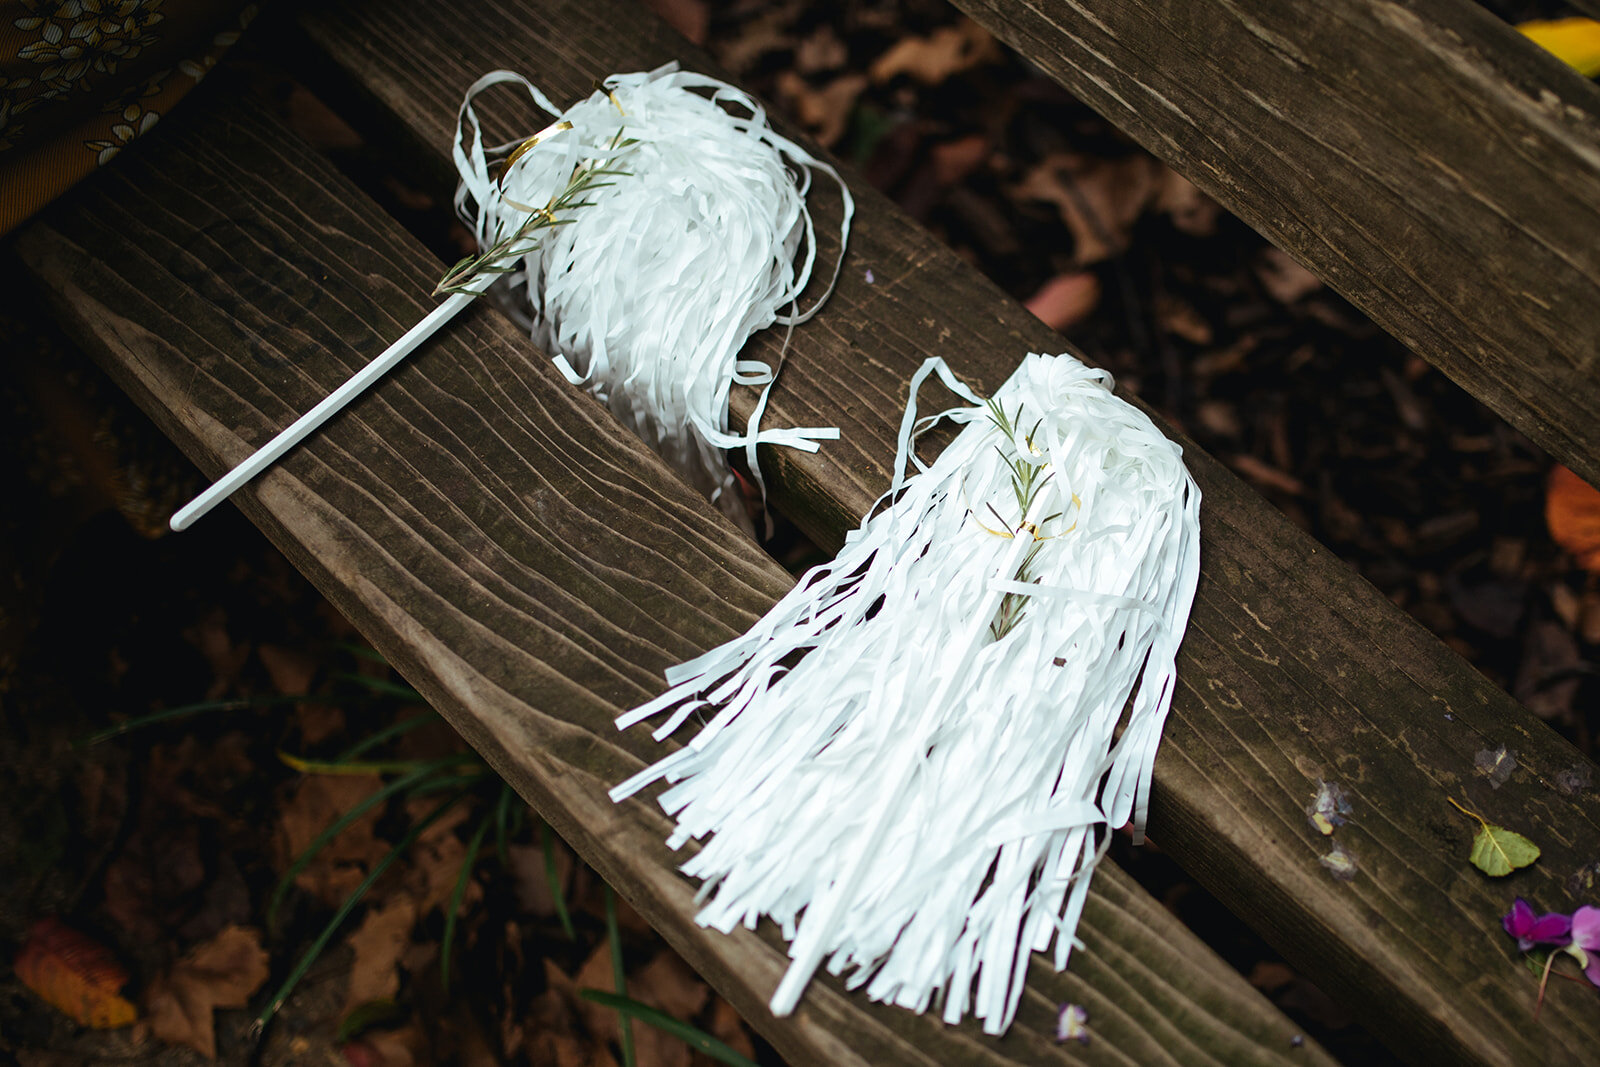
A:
[345, 898, 419, 1016]
[1514, 621, 1583, 720]
[1255, 248, 1323, 303]
[184, 608, 250, 699]
[1154, 168, 1219, 236]
[869, 20, 1000, 85]
[259, 642, 316, 695]
[276, 774, 391, 907]
[639, 0, 708, 45]
[774, 70, 868, 148]
[1546, 464, 1600, 572]
[574, 946, 694, 1067]
[341, 1021, 429, 1067]
[707, 995, 757, 1061]
[1154, 294, 1213, 345]
[508, 842, 572, 918]
[1229, 454, 1305, 496]
[530, 959, 620, 1067]
[15, 918, 137, 1028]
[1519, 17, 1600, 77]
[1025, 272, 1101, 332]
[929, 134, 990, 187]
[795, 25, 847, 74]
[1013, 152, 1161, 265]
[402, 796, 479, 914]
[144, 925, 270, 1058]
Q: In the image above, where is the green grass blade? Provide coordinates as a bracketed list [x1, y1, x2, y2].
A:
[441, 808, 493, 993]
[410, 769, 492, 795]
[87, 695, 306, 746]
[332, 642, 390, 665]
[541, 821, 575, 940]
[334, 671, 425, 701]
[493, 783, 514, 869]
[578, 990, 758, 1067]
[276, 749, 477, 776]
[268, 755, 470, 927]
[255, 787, 472, 1035]
[336, 712, 441, 762]
[604, 885, 636, 1067]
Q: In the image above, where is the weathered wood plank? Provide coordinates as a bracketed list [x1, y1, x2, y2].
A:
[282, 1, 1600, 1064]
[12, 75, 1325, 1065]
[943, 0, 1600, 490]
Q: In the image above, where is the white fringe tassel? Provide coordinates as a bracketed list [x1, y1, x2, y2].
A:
[453, 65, 853, 533]
[611, 352, 1201, 1033]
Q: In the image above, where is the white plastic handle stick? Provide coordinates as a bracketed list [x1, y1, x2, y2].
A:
[169, 287, 480, 531]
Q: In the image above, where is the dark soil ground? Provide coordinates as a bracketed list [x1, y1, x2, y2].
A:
[2, 1, 1597, 1064]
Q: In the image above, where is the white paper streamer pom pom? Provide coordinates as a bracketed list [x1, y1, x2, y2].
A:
[451, 65, 854, 533]
[612, 352, 1201, 1033]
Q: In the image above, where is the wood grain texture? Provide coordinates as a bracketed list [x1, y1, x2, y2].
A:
[283, 1, 1600, 1063]
[943, 0, 1600, 491]
[12, 75, 1324, 1065]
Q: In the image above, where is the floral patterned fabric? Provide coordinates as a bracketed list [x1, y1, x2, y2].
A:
[0, 0, 256, 235]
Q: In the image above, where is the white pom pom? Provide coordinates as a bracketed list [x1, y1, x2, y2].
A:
[451, 65, 853, 534]
[612, 352, 1201, 1033]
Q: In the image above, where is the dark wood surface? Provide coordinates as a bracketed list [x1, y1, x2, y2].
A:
[280, 0, 1600, 1063]
[11, 74, 1327, 1065]
[944, 0, 1600, 493]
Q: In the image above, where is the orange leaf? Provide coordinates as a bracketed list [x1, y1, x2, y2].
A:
[15, 918, 138, 1028]
[1547, 464, 1600, 572]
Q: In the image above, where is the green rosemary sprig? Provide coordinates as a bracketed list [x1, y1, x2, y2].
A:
[990, 538, 1047, 640]
[981, 400, 1063, 640]
[433, 133, 634, 297]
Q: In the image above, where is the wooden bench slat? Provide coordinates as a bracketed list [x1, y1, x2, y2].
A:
[283, 1, 1600, 1063]
[943, 0, 1600, 490]
[13, 77, 1325, 1065]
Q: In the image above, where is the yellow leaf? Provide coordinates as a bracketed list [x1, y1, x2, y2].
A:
[1518, 18, 1600, 78]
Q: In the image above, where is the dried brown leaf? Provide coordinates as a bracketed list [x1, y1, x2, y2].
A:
[1154, 168, 1219, 236]
[1255, 248, 1323, 303]
[1155, 295, 1213, 345]
[275, 774, 390, 907]
[774, 71, 867, 149]
[402, 796, 478, 914]
[144, 925, 269, 1059]
[345, 898, 419, 1016]
[508, 842, 572, 918]
[1229, 454, 1306, 496]
[258, 642, 316, 695]
[1014, 153, 1160, 265]
[869, 20, 1000, 85]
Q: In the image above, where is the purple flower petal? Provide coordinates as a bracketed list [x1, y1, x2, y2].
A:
[1572, 905, 1600, 951]
[1503, 898, 1573, 951]
[1502, 898, 1534, 938]
[1528, 912, 1572, 946]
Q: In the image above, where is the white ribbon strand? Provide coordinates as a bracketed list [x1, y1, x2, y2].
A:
[613, 352, 1202, 1033]
[454, 64, 854, 534]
